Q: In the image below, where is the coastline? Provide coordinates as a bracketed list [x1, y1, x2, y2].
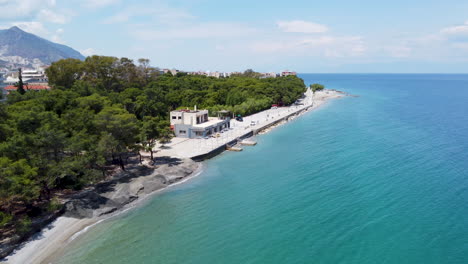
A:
[2, 159, 202, 264]
[153, 89, 346, 160]
[2, 89, 347, 264]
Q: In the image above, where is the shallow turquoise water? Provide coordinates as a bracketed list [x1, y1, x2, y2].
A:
[56, 74, 468, 264]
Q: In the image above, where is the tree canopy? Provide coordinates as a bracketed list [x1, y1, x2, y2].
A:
[0, 55, 306, 234]
[310, 83, 325, 93]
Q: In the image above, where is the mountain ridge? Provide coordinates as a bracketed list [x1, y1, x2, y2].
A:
[0, 26, 85, 68]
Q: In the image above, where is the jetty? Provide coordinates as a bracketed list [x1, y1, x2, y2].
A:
[240, 140, 257, 146]
[227, 146, 243, 152]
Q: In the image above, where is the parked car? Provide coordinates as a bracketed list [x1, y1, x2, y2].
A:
[250, 121, 256, 126]
[236, 116, 243, 121]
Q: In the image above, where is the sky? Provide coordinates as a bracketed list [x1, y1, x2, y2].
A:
[1, 0, 468, 73]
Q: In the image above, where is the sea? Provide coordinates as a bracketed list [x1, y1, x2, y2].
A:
[54, 74, 468, 264]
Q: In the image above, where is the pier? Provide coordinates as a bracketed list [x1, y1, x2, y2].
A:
[240, 140, 257, 146]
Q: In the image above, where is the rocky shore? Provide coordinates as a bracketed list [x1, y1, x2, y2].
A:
[64, 157, 199, 219]
[1, 157, 200, 264]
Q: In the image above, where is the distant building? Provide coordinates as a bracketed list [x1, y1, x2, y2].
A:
[188, 71, 208, 76]
[162, 69, 179, 76]
[3, 68, 48, 85]
[281, 70, 297, 77]
[260, 72, 277, 78]
[4, 84, 50, 94]
[187, 71, 229, 78]
[170, 109, 230, 138]
[208, 71, 222, 78]
[230, 71, 242, 76]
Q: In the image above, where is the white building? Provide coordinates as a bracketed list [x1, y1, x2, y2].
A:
[170, 109, 230, 138]
[3, 68, 48, 85]
[261, 72, 277, 78]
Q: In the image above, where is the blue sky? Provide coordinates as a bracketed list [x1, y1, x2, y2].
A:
[1, 0, 468, 73]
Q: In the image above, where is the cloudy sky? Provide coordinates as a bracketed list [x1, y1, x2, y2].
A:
[1, 0, 468, 73]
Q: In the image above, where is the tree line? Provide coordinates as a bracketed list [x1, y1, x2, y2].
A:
[0, 56, 306, 233]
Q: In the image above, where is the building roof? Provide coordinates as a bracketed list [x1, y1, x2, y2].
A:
[4, 85, 50, 91]
[192, 119, 226, 129]
[171, 109, 208, 114]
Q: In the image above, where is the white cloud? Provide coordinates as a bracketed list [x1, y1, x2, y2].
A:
[38, 9, 68, 24]
[441, 21, 468, 35]
[0, 0, 56, 19]
[51, 35, 63, 43]
[277, 20, 328, 33]
[0, 0, 74, 26]
[8, 21, 49, 37]
[81, 48, 96, 56]
[50, 28, 65, 44]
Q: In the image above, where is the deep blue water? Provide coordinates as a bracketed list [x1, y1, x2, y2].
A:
[56, 74, 468, 264]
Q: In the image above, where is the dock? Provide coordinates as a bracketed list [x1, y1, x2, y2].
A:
[240, 140, 257, 146]
[227, 146, 243, 152]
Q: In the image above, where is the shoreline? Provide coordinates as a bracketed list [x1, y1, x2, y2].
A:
[257, 91, 340, 135]
[2, 159, 203, 264]
[2, 89, 347, 264]
[153, 89, 346, 160]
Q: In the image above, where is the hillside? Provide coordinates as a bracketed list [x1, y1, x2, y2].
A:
[0, 26, 84, 68]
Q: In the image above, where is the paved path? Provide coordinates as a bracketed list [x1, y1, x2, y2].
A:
[154, 89, 342, 159]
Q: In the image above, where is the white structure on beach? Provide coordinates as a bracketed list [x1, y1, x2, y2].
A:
[170, 108, 230, 138]
[157, 89, 343, 159]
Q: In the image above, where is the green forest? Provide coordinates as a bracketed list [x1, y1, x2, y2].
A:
[0, 56, 306, 234]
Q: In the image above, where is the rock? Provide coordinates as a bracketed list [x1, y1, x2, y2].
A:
[0, 158, 200, 260]
[63, 158, 199, 219]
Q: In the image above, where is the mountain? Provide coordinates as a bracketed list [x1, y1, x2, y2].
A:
[0, 26, 85, 68]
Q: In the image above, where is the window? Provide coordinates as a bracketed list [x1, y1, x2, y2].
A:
[172, 116, 177, 119]
[178, 116, 182, 119]
[179, 130, 186, 134]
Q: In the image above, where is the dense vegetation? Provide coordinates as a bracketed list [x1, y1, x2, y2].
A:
[310, 83, 325, 93]
[0, 56, 306, 234]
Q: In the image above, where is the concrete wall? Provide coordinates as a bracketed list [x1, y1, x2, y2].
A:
[174, 124, 193, 138]
[170, 110, 209, 126]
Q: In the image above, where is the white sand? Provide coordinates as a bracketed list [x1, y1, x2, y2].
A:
[2, 217, 97, 264]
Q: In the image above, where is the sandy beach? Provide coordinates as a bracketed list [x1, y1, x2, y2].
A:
[2, 89, 346, 264]
[2, 158, 201, 264]
[2, 217, 95, 264]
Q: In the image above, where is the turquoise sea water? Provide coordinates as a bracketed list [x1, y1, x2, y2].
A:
[56, 74, 468, 264]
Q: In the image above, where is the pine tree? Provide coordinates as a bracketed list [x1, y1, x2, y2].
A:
[16, 68, 26, 95]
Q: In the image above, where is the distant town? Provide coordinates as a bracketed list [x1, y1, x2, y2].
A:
[0, 65, 297, 95]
